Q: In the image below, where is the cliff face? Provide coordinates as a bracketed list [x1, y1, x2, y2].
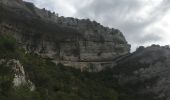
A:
[0, 35, 134, 100]
[2, 0, 170, 100]
[0, 0, 130, 70]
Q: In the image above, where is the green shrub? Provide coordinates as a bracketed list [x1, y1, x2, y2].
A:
[0, 35, 136, 100]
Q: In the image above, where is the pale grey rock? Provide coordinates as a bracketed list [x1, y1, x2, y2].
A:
[0, 59, 5, 64]
[8, 59, 27, 87]
[0, 0, 130, 71]
[7, 59, 35, 91]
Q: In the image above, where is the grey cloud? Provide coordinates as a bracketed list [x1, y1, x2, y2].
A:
[77, 0, 142, 16]
[138, 34, 163, 44]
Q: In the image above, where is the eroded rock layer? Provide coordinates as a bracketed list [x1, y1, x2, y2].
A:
[0, 0, 130, 70]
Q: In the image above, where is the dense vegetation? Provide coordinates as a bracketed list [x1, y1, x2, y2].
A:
[0, 36, 136, 100]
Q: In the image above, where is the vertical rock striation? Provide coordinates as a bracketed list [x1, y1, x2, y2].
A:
[0, 0, 130, 70]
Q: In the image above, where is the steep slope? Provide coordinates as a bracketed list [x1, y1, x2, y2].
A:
[1, 0, 170, 100]
[111, 45, 170, 100]
[0, 0, 130, 71]
[0, 35, 136, 100]
[0, 0, 136, 99]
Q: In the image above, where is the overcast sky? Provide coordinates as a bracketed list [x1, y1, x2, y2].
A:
[24, 0, 170, 51]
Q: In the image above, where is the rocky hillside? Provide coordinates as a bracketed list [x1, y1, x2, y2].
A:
[0, 0, 130, 71]
[1, 0, 170, 100]
[109, 45, 170, 100]
[0, 34, 135, 100]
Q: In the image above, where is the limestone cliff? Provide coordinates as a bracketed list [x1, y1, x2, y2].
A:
[0, 0, 130, 70]
[2, 0, 170, 100]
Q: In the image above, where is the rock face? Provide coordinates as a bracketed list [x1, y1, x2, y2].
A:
[2, 0, 170, 99]
[9, 59, 35, 91]
[9, 59, 27, 87]
[0, 0, 130, 70]
[0, 59, 35, 91]
[112, 45, 170, 100]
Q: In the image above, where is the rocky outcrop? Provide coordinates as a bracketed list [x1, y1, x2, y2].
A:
[112, 45, 170, 100]
[0, 0, 130, 70]
[8, 59, 35, 91]
[0, 59, 35, 91]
